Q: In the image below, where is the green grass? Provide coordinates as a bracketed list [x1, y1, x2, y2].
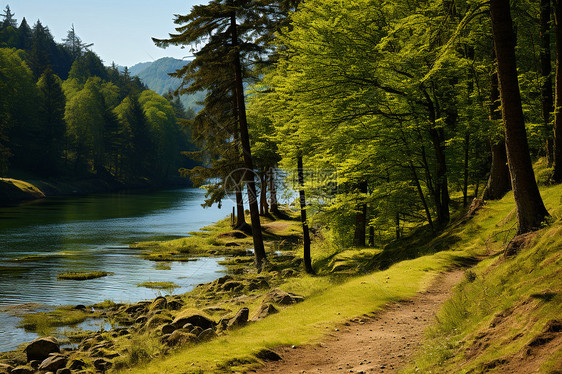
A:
[137, 282, 180, 289]
[402, 183, 562, 374]
[121, 250, 474, 373]
[57, 271, 113, 280]
[20, 306, 100, 335]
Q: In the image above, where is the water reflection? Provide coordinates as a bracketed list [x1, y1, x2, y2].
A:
[0, 188, 234, 351]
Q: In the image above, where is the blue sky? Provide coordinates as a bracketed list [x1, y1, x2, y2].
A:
[7, 0, 208, 67]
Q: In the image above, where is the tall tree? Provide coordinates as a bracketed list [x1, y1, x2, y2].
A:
[490, 0, 550, 233]
[554, 0, 562, 182]
[1, 5, 16, 28]
[154, 0, 270, 270]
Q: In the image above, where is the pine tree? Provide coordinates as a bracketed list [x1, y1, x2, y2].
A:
[154, 0, 276, 269]
[1, 5, 17, 29]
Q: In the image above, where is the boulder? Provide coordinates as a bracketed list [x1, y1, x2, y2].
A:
[166, 300, 183, 310]
[198, 328, 218, 342]
[134, 315, 148, 325]
[9, 366, 33, 374]
[24, 337, 60, 362]
[255, 348, 282, 361]
[171, 310, 215, 330]
[227, 307, 249, 330]
[166, 330, 197, 347]
[146, 314, 172, 328]
[160, 324, 176, 335]
[38, 354, 67, 372]
[93, 358, 112, 371]
[221, 281, 245, 292]
[251, 303, 279, 321]
[263, 289, 304, 305]
[28, 361, 40, 369]
[149, 296, 167, 311]
[67, 358, 86, 371]
[247, 278, 270, 291]
[56, 369, 72, 374]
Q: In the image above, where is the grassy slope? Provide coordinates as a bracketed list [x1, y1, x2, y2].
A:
[403, 184, 562, 374]
[120, 182, 561, 373]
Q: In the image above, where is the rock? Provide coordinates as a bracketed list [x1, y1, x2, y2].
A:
[181, 323, 195, 333]
[74, 304, 87, 310]
[9, 366, 34, 374]
[247, 279, 270, 291]
[160, 324, 176, 335]
[38, 355, 67, 372]
[255, 348, 282, 361]
[263, 289, 304, 305]
[135, 315, 148, 325]
[28, 361, 40, 370]
[251, 303, 279, 321]
[166, 300, 183, 310]
[149, 296, 167, 311]
[67, 358, 86, 371]
[93, 358, 112, 371]
[227, 307, 249, 330]
[280, 268, 297, 278]
[146, 314, 173, 328]
[166, 330, 197, 346]
[171, 310, 215, 330]
[198, 328, 218, 341]
[221, 281, 245, 292]
[190, 326, 203, 336]
[24, 337, 60, 362]
[56, 369, 71, 374]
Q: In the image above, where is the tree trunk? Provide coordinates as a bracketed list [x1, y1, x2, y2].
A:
[231, 13, 266, 269]
[483, 140, 512, 200]
[269, 167, 280, 215]
[368, 226, 375, 247]
[463, 132, 470, 207]
[353, 181, 367, 247]
[297, 154, 314, 274]
[483, 67, 511, 200]
[554, 0, 562, 182]
[541, 0, 555, 166]
[408, 161, 435, 234]
[490, 0, 550, 233]
[234, 184, 247, 229]
[260, 172, 269, 216]
[429, 126, 450, 227]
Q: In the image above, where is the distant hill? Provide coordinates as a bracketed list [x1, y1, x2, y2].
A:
[127, 57, 205, 112]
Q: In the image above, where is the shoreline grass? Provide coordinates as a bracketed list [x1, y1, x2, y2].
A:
[57, 271, 113, 280]
[137, 281, 180, 289]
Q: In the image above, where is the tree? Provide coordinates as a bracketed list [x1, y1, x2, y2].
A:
[154, 0, 272, 270]
[554, 0, 562, 182]
[37, 69, 66, 175]
[63, 24, 93, 60]
[1, 5, 16, 28]
[489, 0, 550, 233]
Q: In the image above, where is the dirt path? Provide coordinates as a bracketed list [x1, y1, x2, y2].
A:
[253, 269, 465, 374]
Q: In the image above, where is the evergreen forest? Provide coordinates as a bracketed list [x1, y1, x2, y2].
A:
[0, 6, 195, 182]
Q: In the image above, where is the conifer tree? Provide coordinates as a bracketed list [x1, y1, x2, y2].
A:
[154, 0, 273, 269]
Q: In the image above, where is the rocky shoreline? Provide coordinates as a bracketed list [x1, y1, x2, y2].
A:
[0, 260, 304, 374]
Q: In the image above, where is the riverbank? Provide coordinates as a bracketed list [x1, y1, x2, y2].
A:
[0, 175, 189, 206]
[1, 184, 560, 373]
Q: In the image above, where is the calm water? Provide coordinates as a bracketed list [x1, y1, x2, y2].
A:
[0, 188, 235, 352]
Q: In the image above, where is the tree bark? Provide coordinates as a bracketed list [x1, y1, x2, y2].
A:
[231, 13, 267, 269]
[234, 184, 247, 229]
[297, 154, 314, 274]
[353, 181, 367, 247]
[269, 167, 280, 215]
[554, 0, 562, 182]
[483, 67, 511, 200]
[490, 0, 550, 233]
[260, 172, 269, 216]
[408, 160, 435, 234]
[541, 0, 555, 166]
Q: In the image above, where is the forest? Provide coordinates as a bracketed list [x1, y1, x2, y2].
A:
[151, 0, 560, 272]
[0, 6, 195, 183]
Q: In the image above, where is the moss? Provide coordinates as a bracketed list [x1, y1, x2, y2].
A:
[20, 307, 100, 334]
[57, 271, 113, 280]
[137, 281, 180, 290]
